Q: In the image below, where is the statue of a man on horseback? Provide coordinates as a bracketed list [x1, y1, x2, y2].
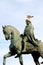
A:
[2, 16, 43, 65]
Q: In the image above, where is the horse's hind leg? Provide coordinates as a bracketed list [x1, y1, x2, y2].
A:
[19, 55, 23, 65]
[32, 51, 40, 65]
[3, 52, 13, 65]
[32, 56, 40, 65]
[40, 52, 43, 58]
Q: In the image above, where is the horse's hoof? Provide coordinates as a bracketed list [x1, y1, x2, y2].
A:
[41, 61, 43, 64]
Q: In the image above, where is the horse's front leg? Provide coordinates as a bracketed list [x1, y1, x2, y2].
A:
[19, 55, 23, 65]
[3, 52, 13, 65]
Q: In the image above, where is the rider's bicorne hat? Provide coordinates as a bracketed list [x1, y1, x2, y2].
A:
[26, 15, 34, 23]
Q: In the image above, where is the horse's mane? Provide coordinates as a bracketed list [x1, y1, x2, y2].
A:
[6, 25, 20, 37]
[6, 25, 20, 32]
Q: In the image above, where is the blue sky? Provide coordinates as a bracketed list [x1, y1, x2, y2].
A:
[0, 0, 43, 65]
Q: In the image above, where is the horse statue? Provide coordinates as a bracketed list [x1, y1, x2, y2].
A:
[2, 25, 43, 65]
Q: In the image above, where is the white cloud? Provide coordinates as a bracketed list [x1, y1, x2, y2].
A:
[16, 0, 33, 2]
[0, 50, 7, 56]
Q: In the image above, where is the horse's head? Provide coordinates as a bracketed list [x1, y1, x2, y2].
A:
[2, 25, 11, 40]
[2, 25, 20, 41]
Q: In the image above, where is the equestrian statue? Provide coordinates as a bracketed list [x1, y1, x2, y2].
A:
[2, 15, 43, 65]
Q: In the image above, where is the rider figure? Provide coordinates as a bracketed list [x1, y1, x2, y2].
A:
[23, 15, 38, 47]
